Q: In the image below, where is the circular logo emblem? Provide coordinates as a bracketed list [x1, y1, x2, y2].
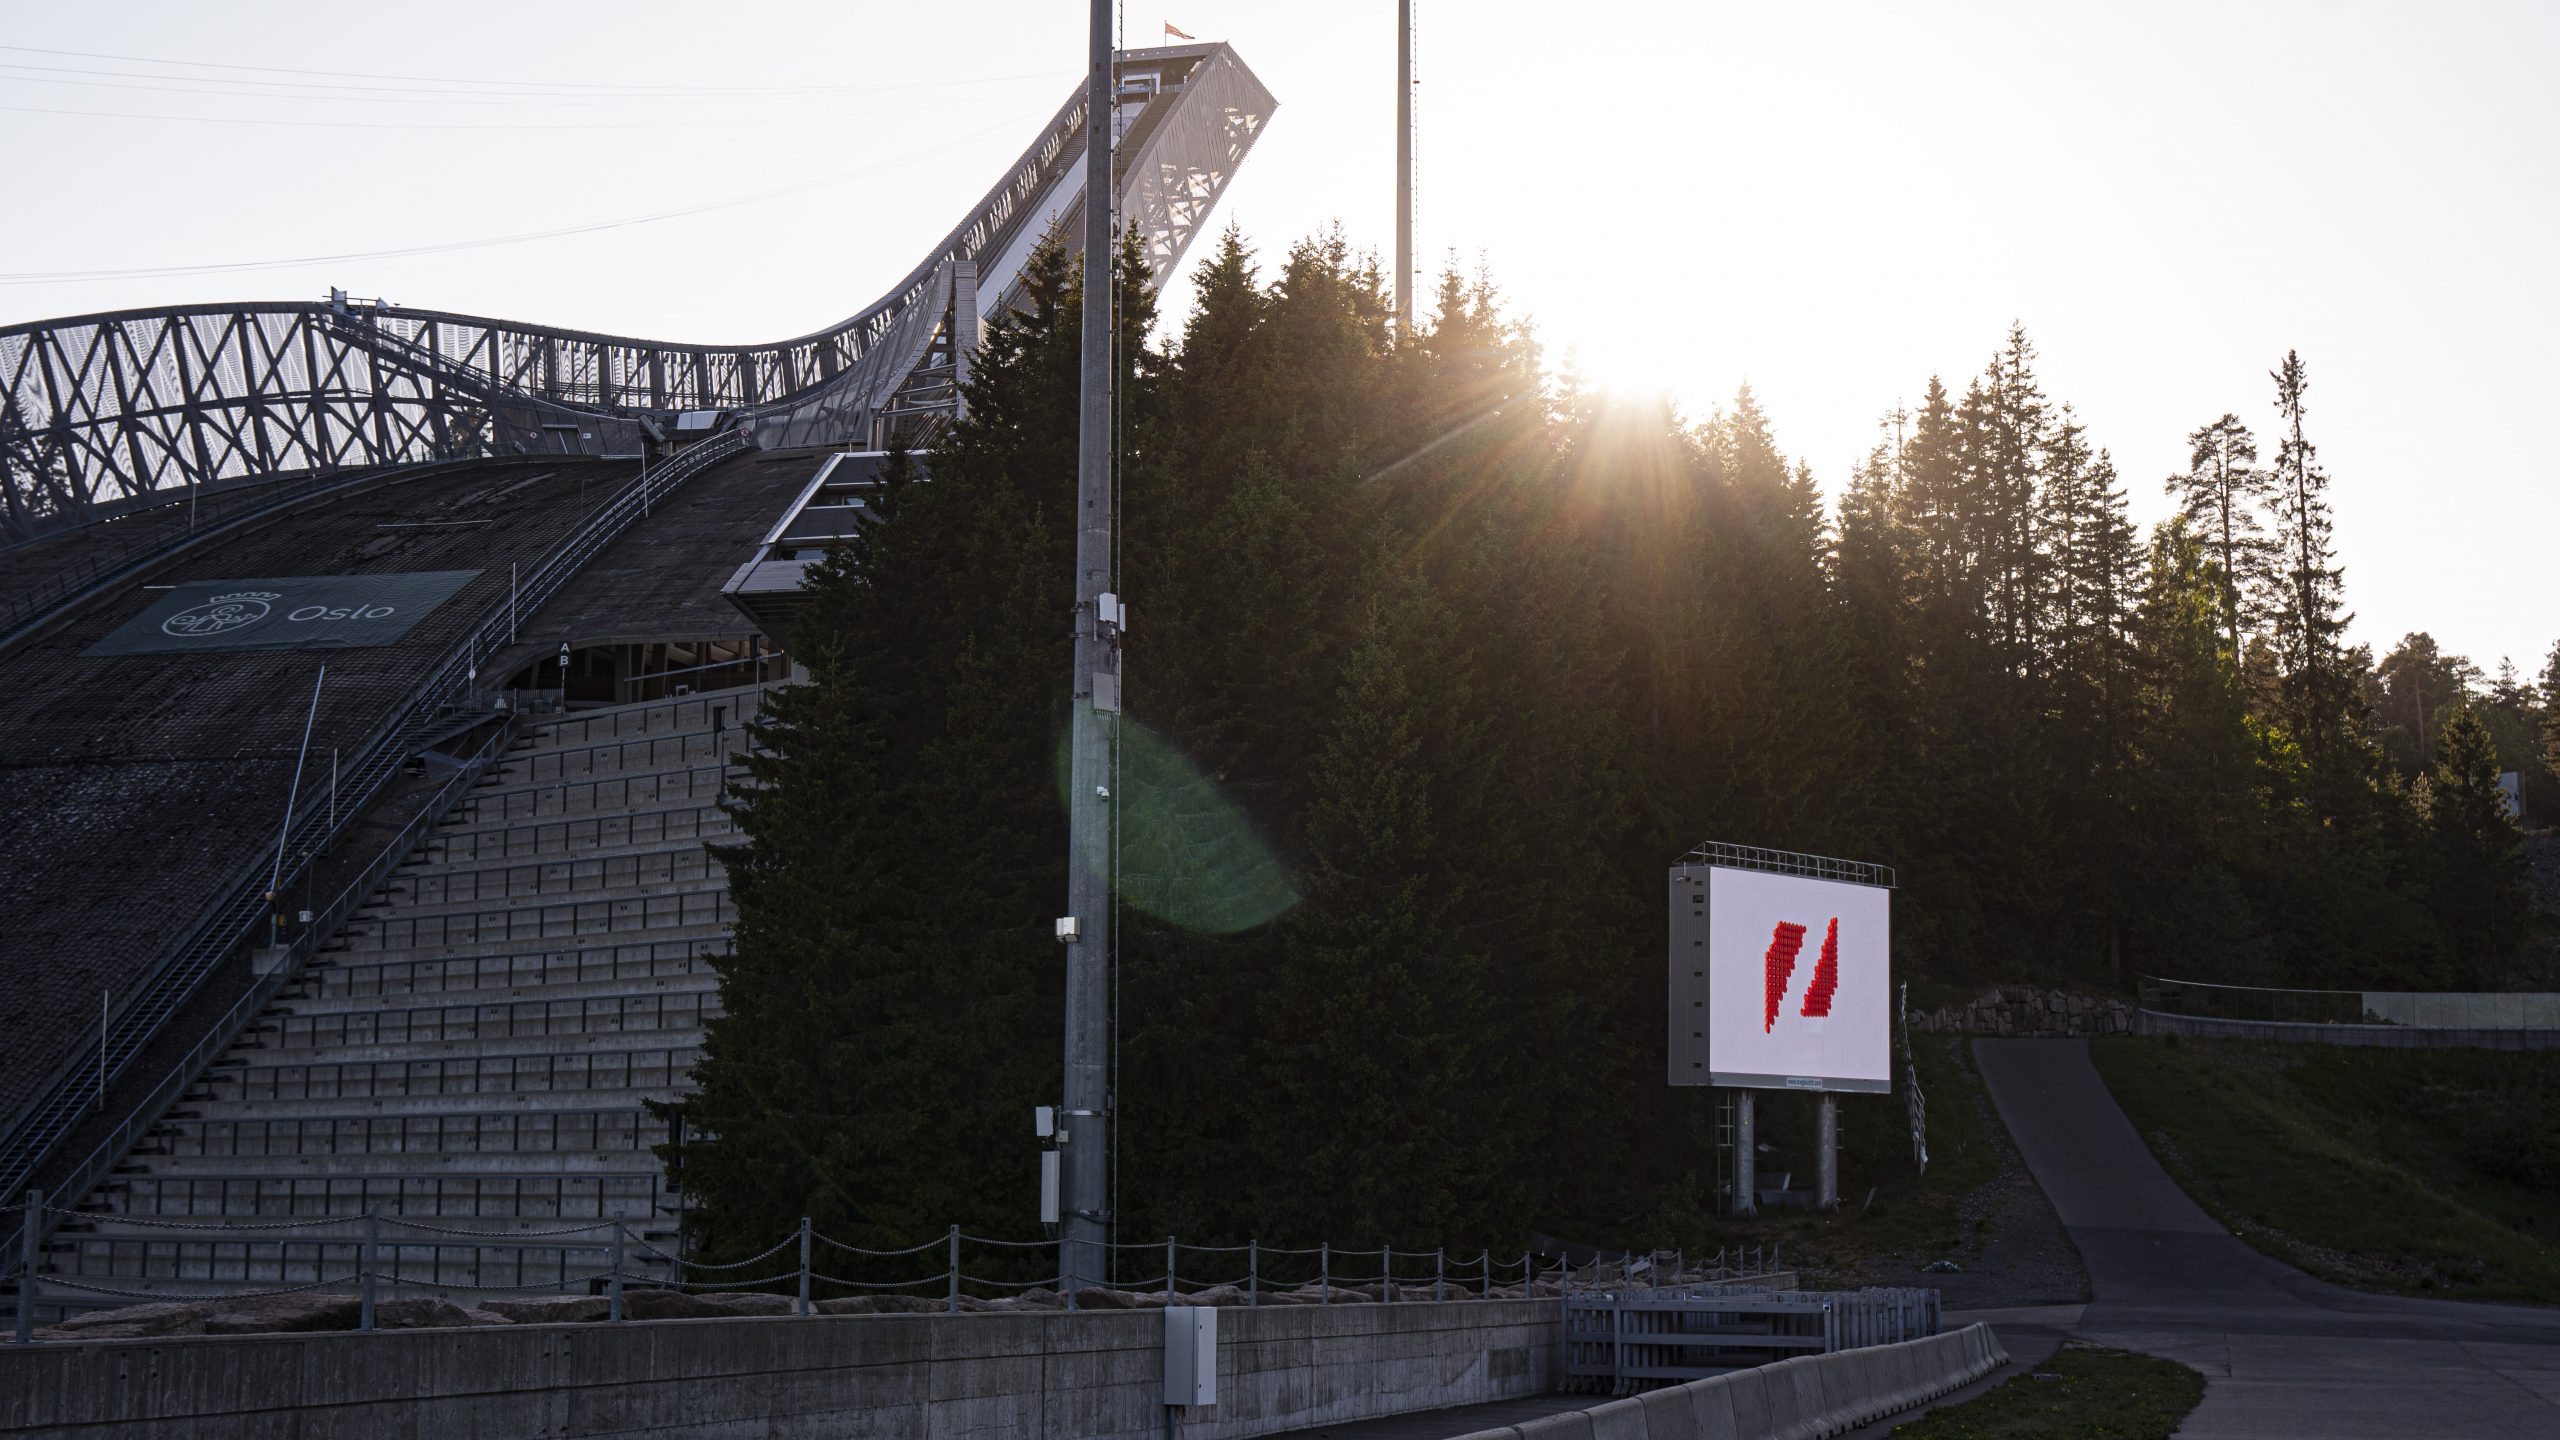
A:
[162, 592, 279, 638]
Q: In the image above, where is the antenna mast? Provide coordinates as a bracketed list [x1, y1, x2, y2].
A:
[1396, 0, 1414, 332]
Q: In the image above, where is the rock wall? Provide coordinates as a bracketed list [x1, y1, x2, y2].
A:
[1907, 987, 2133, 1038]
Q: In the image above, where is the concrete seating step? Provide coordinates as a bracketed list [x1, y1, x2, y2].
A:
[320, 923, 731, 968]
[340, 888, 733, 951]
[303, 938, 722, 1000]
[387, 845, 723, 905]
[454, 763, 735, 822]
[287, 970, 718, 1017]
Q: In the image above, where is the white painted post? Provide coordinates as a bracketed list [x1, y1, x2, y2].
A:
[360, 1209, 377, 1331]
[608, 1213, 625, 1321]
[12, 1189, 38, 1344]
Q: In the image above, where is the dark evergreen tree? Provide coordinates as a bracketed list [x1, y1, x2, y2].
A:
[2168, 413, 2271, 664]
[2264, 352, 2361, 788]
[675, 235, 1135, 1258]
[2422, 701, 2535, 974]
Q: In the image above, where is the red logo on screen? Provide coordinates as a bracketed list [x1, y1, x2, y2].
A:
[1764, 917, 1841, 1032]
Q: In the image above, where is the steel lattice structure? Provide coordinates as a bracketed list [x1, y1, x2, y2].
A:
[0, 44, 1273, 541]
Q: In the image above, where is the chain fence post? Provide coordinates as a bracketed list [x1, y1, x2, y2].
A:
[797, 1218, 811, 1317]
[608, 1212, 626, 1322]
[13, 1189, 39, 1344]
[1165, 1236, 1177, 1302]
[1248, 1241, 1258, 1307]
[1482, 1248, 1491, 1300]
[360, 1208, 377, 1331]
[1435, 1247, 1444, 1302]
[1319, 1243, 1329, 1305]
[1383, 1248, 1394, 1306]
[947, 1226, 960, 1314]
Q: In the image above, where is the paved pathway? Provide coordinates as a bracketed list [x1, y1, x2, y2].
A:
[1976, 1038, 2560, 1438]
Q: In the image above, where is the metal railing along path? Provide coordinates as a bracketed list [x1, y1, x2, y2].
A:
[2140, 974, 2560, 1029]
[9, 1209, 1786, 1340]
[1562, 1282, 1941, 1392]
[0, 431, 747, 1265]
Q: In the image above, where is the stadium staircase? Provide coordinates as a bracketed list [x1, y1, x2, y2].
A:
[24, 684, 771, 1316]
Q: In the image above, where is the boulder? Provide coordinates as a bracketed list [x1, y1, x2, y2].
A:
[369, 1298, 484, 1330]
[484, 1295, 612, 1324]
[620, 1289, 735, 1320]
[816, 1293, 942, 1315]
[1007, 1287, 1068, 1309]
[694, 1292, 799, 1316]
[200, 1292, 365, 1334]
[1065, 1286, 1165, 1310]
[461, 1309, 514, 1326]
[1179, 1284, 1249, 1308]
[37, 1300, 214, 1340]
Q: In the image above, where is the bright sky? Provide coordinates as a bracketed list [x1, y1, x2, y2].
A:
[3, 1, 2552, 674]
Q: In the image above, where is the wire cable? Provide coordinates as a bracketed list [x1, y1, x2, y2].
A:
[0, 44, 1073, 98]
[0, 106, 1050, 286]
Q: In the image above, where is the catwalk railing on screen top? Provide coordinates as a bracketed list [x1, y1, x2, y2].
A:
[6, 1198, 1783, 1341]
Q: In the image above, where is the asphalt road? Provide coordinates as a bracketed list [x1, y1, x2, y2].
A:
[1975, 1038, 2560, 1438]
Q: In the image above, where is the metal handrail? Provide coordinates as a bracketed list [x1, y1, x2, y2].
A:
[10, 1217, 1789, 1336]
[0, 431, 745, 1230]
[0, 719, 517, 1285]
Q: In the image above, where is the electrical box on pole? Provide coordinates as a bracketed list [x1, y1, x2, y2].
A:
[1165, 1306, 1219, 1406]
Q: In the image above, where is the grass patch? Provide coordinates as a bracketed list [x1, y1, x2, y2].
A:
[1889, 1346, 2203, 1439]
[1683, 1035, 2005, 1281]
[2093, 1036, 2560, 1301]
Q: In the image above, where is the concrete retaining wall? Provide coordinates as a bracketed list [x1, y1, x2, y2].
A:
[2136, 1009, 2560, 1049]
[1446, 1322, 2007, 1440]
[0, 1297, 1560, 1440]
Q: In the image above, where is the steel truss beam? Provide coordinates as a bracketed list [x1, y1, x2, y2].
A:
[0, 44, 1274, 541]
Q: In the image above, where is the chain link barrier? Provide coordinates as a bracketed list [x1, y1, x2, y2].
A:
[8, 1196, 1785, 1345]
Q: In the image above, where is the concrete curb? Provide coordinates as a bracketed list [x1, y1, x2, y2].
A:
[1441, 1323, 2009, 1440]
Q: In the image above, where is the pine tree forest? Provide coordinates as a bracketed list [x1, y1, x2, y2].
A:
[675, 227, 2558, 1263]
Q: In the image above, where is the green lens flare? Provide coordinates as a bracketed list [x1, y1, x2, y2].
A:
[1060, 718, 1298, 934]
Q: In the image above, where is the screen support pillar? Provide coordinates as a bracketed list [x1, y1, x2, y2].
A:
[1816, 1094, 1839, 1210]
[1731, 1089, 1756, 1216]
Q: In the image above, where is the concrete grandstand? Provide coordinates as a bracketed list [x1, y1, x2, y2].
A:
[0, 45, 1273, 1320]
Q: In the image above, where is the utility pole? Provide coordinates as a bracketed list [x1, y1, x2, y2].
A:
[1396, 0, 1414, 333]
[1059, 0, 1120, 1298]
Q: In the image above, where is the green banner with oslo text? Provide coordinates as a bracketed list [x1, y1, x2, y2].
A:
[84, 571, 480, 656]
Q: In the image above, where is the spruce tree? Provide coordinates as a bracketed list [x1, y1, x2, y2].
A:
[2542, 641, 2560, 821]
[677, 237, 1111, 1257]
[2168, 413, 2271, 664]
[2424, 700, 2534, 973]
[2264, 351, 2359, 779]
